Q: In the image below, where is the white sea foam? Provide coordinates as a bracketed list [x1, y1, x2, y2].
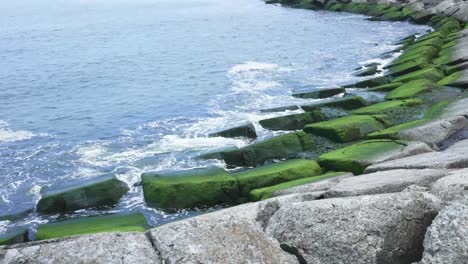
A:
[0, 220, 10, 233]
[0, 121, 41, 143]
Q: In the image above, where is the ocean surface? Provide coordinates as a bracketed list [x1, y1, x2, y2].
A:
[0, 0, 429, 234]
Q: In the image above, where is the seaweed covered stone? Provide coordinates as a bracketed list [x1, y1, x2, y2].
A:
[35, 213, 148, 241]
[232, 159, 321, 199]
[201, 131, 316, 167]
[352, 99, 423, 115]
[259, 110, 325, 131]
[393, 68, 445, 83]
[304, 115, 391, 143]
[0, 228, 28, 245]
[209, 123, 257, 139]
[388, 57, 430, 77]
[261, 95, 366, 112]
[142, 167, 239, 209]
[367, 82, 402, 92]
[438, 70, 468, 88]
[385, 79, 440, 100]
[292, 87, 345, 99]
[37, 175, 129, 214]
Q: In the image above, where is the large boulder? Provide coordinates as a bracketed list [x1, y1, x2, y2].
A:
[142, 167, 239, 209]
[352, 99, 423, 115]
[265, 191, 441, 264]
[0, 232, 159, 264]
[209, 123, 257, 139]
[258, 110, 325, 131]
[292, 87, 345, 99]
[437, 69, 468, 88]
[385, 79, 440, 100]
[419, 202, 468, 264]
[392, 68, 445, 83]
[318, 140, 433, 174]
[304, 115, 390, 143]
[34, 213, 148, 241]
[365, 139, 468, 173]
[261, 96, 366, 112]
[0, 228, 28, 246]
[430, 168, 468, 204]
[325, 169, 447, 198]
[36, 175, 129, 214]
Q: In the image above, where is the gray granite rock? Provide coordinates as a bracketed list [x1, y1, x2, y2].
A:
[419, 202, 468, 264]
[0, 232, 159, 264]
[365, 139, 468, 173]
[430, 168, 468, 203]
[266, 191, 441, 264]
[325, 169, 447, 198]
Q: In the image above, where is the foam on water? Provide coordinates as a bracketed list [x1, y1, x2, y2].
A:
[0, 121, 43, 143]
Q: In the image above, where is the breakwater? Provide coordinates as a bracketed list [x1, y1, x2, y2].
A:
[1, 0, 468, 263]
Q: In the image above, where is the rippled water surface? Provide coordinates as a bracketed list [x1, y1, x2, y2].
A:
[0, 0, 429, 233]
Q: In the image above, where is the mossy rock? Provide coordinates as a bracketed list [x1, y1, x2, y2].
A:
[35, 213, 148, 241]
[438, 70, 467, 88]
[367, 3, 393, 17]
[259, 110, 325, 131]
[0, 228, 28, 245]
[433, 47, 452, 65]
[142, 167, 239, 209]
[380, 10, 406, 21]
[352, 99, 423, 115]
[209, 123, 257, 139]
[395, 34, 415, 46]
[388, 57, 430, 77]
[37, 175, 129, 214]
[354, 65, 380, 77]
[390, 46, 437, 66]
[404, 37, 443, 51]
[304, 115, 390, 143]
[327, 3, 344, 12]
[301, 96, 367, 111]
[414, 31, 443, 43]
[393, 68, 445, 83]
[248, 171, 347, 201]
[318, 139, 409, 174]
[385, 79, 440, 100]
[444, 62, 468, 76]
[292, 87, 345, 99]
[437, 18, 462, 35]
[343, 76, 388, 88]
[232, 159, 321, 198]
[410, 12, 434, 24]
[367, 82, 403, 92]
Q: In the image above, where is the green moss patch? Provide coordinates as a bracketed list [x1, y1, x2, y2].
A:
[385, 79, 440, 100]
[248, 171, 347, 201]
[343, 76, 388, 88]
[367, 82, 403, 92]
[438, 71, 466, 88]
[318, 139, 407, 174]
[259, 111, 325, 131]
[405, 37, 443, 51]
[232, 159, 321, 198]
[35, 213, 148, 241]
[354, 65, 380, 76]
[352, 99, 423, 115]
[388, 57, 430, 77]
[0, 228, 28, 245]
[209, 123, 257, 139]
[390, 46, 437, 66]
[393, 68, 445, 83]
[304, 115, 390, 143]
[292, 87, 345, 99]
[37, 176, 129, 214]
[142, 167, 238, 209]
[301, 96, 367, 111]
[433, 47, 453, 65]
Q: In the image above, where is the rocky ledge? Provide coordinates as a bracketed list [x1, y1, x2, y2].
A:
[1, 0, 468, 263]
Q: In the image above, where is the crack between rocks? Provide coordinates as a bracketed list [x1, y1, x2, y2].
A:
[144, 231, 165, 264]
[280, 243, 308, 264]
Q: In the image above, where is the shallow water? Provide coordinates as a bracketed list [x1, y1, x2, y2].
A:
[0, 0, 429, 233]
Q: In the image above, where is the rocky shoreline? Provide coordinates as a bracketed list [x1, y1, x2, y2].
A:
[1, 0, 468, 263]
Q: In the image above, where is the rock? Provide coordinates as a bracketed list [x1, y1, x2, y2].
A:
[265, 191, 441, 264]
[352, 99, 423, 115]
[444, 61, 468, 75]
[367, 82, 403, 92]
[258, 110, 325, 131]
[393, 68, 445, 83]
[142, 167, 238, 209]
[388, 57, 430, 77]
[147, 203, 297, 264]
[0, 228, 28, 246]
[430, 168, 468, 203]
[365, 139, 468, 173]
[343, 76, 389, 88]
[260, 96, 366, 112]
[325, 169, 447, 198]
[318, 139, 433, 174]
[405, 36, 444, 51]
[438, 69, 468, 88]
[304, 115, 391, 143]
[0, 232, 159, 264]
[391, 46, 438, 66]
[419, 202, 468, 264]
[202, 131, 316, 167]
[36, 175, 129, 214]
[385, 79, 441, 100]
[34, 213, 148, 241]
[232, 159, 322, 199]
[354, 65, 380, 77]
[209, 123, 257, 139]
[292, 87, 345, 99]
[250, 171, 352, 201]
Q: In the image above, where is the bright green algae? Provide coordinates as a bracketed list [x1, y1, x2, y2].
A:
[388, 57, 430, 77]
[393, 68, 445, 83]
[303, 115, 391, 143]
[232, 159, 322, 198]
[385, 79, 441, 100]
[438, 71, 463, 86]
[248, 171, 348, 201]
[352, 99, 423, 115]
[367, 82, 403, 92]
[35, 213, 148, 241]
[318, 139, 409, 174]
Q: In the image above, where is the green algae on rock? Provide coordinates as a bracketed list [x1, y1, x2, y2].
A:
[343, 76, 388, 88]
[388, 57, 430, 77]
[209, 123, 257, 139]
[367, 82, 403, 92]
[304, 115, 390, 143]
[232, 159, 322, 199]
[352, 99, 423, 115]
[0, 228, 28, 245]
[142, 167, 238, 209]
[37, 175, 129, 214]
[35, 213, 148, 241]
[248, 171, 347, 201]
[259, 110, 325, 131]
[354, 65, 380, 77]
[438, 70, 468, 88]
[318, 139, 411, 174]
[393, 68, 445, 83]
[260, 95, 366, 113]
[292, 87, 345, 99]
[385, 79, 440, 100]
